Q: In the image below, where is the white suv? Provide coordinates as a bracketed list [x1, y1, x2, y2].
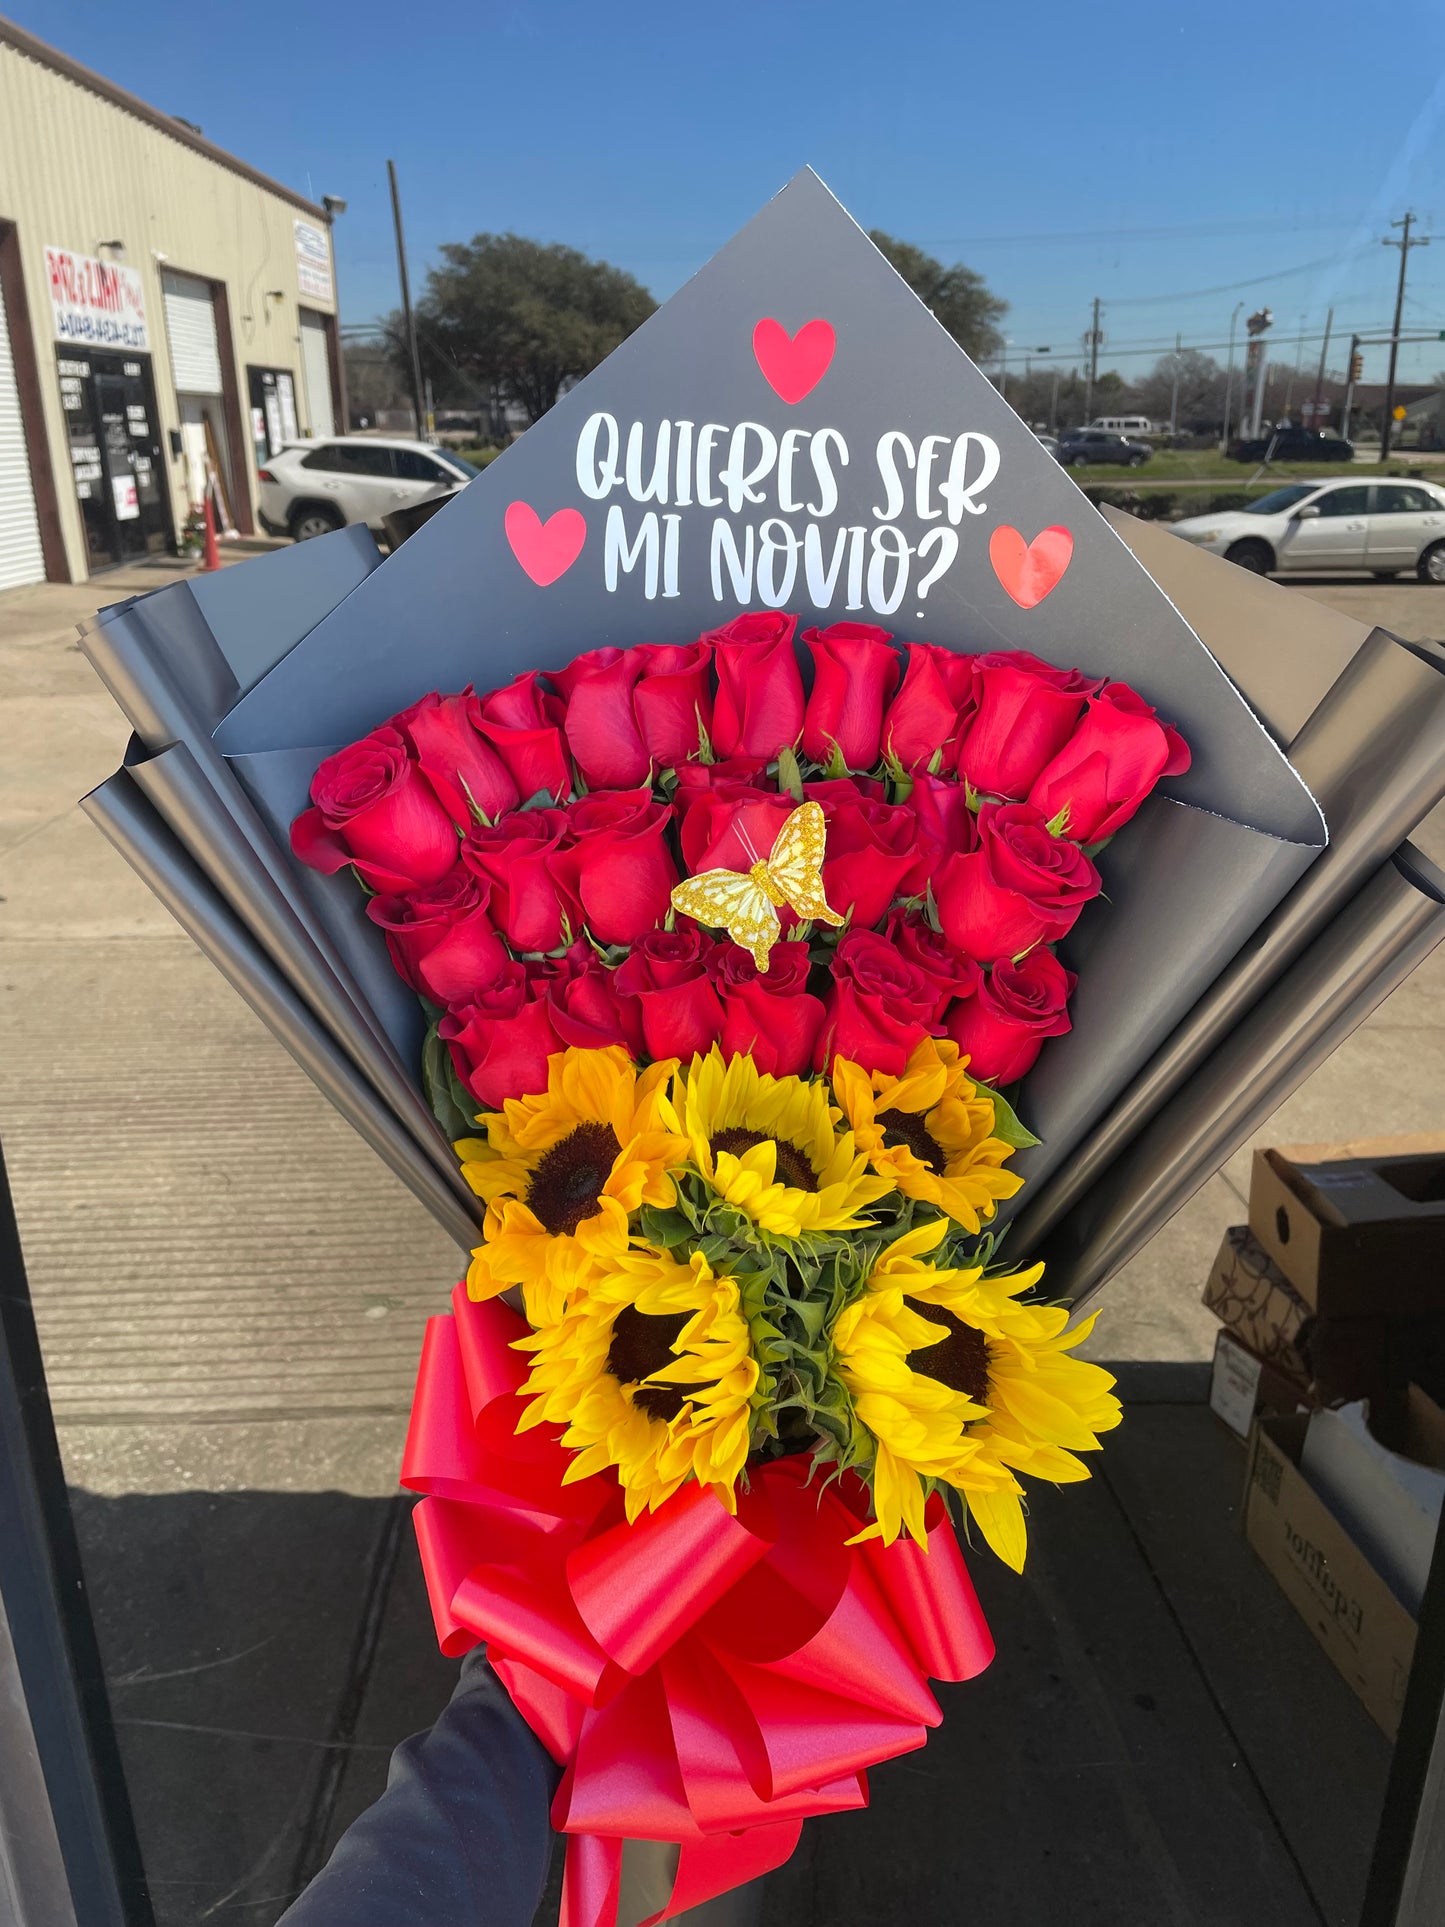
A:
[257, 437, 481, 541]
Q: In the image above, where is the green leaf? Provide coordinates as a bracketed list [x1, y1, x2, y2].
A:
[421, 1022, 481, 1141]
[973, 1079, 1041, 1151]
[696, 708, 716, 764]
[821, 739, 849, 781]
[776, 744, 805, 803]
[1045, 804, 1072, 838]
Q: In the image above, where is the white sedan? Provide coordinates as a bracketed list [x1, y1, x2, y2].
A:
[257, 437, 481, 541]
[1171, 477, 1445, 581]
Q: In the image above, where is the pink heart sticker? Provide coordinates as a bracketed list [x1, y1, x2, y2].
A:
[751, 317, 836, 404]
[988, 525, 1074, 609]
[503, 502, 587, 587]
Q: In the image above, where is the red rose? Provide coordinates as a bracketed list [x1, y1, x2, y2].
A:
[395, 688, 520, 826]
[552, 647, 650, 791]
[944, 950, 1076, 1085]
[292, 727, 459, 893]
[1027, 681, 1191, 841]
[808, 786, 921, 928]
[937, 803, 1100, 964]
[813, 929, 939, 1077]
[615, 928, 725, 1061]
[439, 964, 563, 1108]
[883, 643, 977, 773]
[679, 786, 794, 879]
[460, 807, 579, 954]
[801, 622, 901, 770]
[366, 868, 508, 1005]
[707, 941, 825, 1076]
[475, 673, 571, 801]
[907, 772, 978, 882]
[634, 640, 714, 768]
[542, 950, 645, 1057]
[883, 910, 981, 1023]
[705, 612, 805, 761]
[547, 789, 679, 946]
[956, 651, 1097, 800]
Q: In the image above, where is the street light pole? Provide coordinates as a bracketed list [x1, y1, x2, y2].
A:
[1083, 296, 1102, 426]
[1382, 211, 1430, 460]
[1311, 305, 1334, 429]
[388, 159, 427, 443]
[1221, 300, 1243, 451]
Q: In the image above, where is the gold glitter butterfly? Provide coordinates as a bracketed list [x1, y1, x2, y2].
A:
[670, 800, 843, 971]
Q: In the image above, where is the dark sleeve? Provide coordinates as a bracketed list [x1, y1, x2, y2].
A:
[278, 1649, 560, 1927]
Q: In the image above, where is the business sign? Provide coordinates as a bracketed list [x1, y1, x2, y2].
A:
[44, 246, 149, 351]
[294, 220, 333, 303]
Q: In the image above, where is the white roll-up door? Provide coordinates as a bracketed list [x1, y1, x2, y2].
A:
[299, 309, 335, 438]
[0, 289, 45, 590]
[161, 270, 223, 394]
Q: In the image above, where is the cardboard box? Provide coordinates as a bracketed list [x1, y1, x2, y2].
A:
[1244, 1414, 1418, 1737]
[1203, 1225, 1315, 1380]
[1248, 1135, 1445, 1316]
[1209, 1329, 1309, 1439]
[1301, 1386, 1445, 1613]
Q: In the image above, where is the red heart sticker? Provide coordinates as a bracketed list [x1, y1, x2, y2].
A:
[988, 525, 1074, 609]
[752, 317, 836, 404]
[503, 502, 587, 587]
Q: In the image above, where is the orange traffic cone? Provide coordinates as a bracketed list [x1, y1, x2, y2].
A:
[202, 488, 220, 572]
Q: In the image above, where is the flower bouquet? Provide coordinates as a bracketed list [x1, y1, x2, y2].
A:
[288, 611, 1187, 1921]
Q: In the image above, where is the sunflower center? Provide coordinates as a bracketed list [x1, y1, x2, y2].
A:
[905, 1301, 991, 1406]
[606, 1304, 695, 1422]
[710, 1126, 818, 1192]
[877, 1108, 946, 1176]
[526, 1122, 622, 1236]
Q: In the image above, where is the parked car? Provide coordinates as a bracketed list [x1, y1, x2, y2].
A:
[1033, 431, 1060, 458]
[1228, 424, 1354, 464]
[257, 437, 482, 541]
[1170, 477, 1445, 579]
[1057, 428, 1153, 468]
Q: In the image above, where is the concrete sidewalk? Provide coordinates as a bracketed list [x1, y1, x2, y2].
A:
[2, 555, 1443, 1922]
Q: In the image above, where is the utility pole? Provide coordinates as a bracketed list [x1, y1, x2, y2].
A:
[388, 159, 427, 442]
[1382, 211, 1430, 460]
[1311, 305, 1334, 428]
[1220, 300, 1243, 451]
[1083, 297, 1102, 425]
[1049, 365, 1061, 433]
[1169, 330, 1181, 437]
[1342, 333, 1361, 442]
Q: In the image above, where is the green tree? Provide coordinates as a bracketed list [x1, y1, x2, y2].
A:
[402, 234, 657, 425]
[868, 231, 1008, 362]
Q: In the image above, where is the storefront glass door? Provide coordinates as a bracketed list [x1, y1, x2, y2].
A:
[58, 349, 172, 568]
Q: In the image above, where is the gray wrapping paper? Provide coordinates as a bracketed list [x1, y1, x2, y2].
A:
[1010, 622, 1445, 1247]
[80, 772, 481, 1249]
[1036, 844, 1445, 1307]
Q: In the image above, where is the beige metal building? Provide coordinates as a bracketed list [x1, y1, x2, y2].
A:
[0, 17, 344, 586]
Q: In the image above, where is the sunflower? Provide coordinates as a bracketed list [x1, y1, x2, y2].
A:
[677, 1047, 893, 1239]
[456, 1046, 689, 1323]
[831, 1220, 1121, 1568]
[515, 1243, 759, 1520]
[831, 1037, 1023, 1233]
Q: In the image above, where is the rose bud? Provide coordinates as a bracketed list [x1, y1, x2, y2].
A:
[944, 949, 1076, 1086]
[474, 672, 571, 801]
[460, 807, 579, 954]
[883, 642, 977, 773]
[292, 726, 459, 893]
[907, 771, 978, 885]
[366, 868, 508, 1005]
[883, 909, 981, 1023]
[807, 785, 921, 929]
[440, 964, 564, 1108]
[547, 790, 680, 947]
[394, 688, 520, 826]
[1027, 681, 1191, 842]
[707, 940, 825, 1076]
[813, 928, 939, 1078]
[956, 651, 1098, 800]
[615, 928, 725, 1061]
[704, 611, 805, 761]
[937, 802, 1100, 964]
[801, 622, 901, 770]
[633, 640, 715, 768]
[542, 949, 645, 1057]
[552, 646, 651, 791]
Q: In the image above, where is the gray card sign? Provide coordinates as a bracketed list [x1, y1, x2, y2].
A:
[217, 170, 1320, 847]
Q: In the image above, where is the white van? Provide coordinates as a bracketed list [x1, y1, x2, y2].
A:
[1089, 415, 1156, 437]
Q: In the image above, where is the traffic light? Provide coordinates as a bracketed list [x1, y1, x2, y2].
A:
[1349, 351, 1364, 382]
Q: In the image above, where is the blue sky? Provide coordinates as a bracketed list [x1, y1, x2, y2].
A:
[22, 0, 1445, 385]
